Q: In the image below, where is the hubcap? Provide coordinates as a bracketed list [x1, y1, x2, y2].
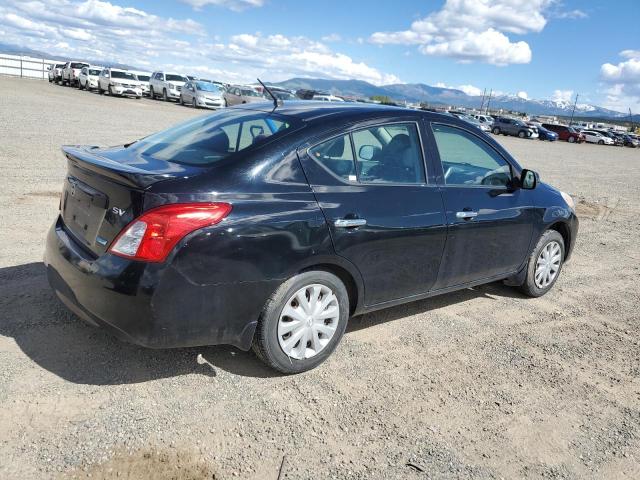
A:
[535, 241, 562, 289]
[277, 284, 339, 360]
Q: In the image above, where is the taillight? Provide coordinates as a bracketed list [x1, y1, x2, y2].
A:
[109, 203, 232, 262]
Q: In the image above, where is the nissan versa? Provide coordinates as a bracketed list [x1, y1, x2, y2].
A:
[45, 102, 578, 373]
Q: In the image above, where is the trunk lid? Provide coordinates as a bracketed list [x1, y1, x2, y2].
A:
[60, 145, 205, 256]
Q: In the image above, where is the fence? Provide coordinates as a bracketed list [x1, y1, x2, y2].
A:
[0, 54, 58, 80]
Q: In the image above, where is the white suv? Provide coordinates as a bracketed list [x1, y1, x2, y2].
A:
[78, 66, 103, 91]
[98, 68, 142, 98]
[149, 71, 189, 101]
[582, 130, 614, 145]
[131, 71, 152, 96]
[48, 63, 65, 83]
[62, 61, 89, 86]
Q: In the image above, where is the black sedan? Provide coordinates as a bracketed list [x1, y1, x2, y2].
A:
[45, 102, 578, 373]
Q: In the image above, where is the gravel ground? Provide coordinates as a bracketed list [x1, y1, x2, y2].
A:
[1, 76, 639, 480]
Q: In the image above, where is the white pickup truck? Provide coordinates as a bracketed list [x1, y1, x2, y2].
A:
[62, 61, 89, 87]
[149, 71, 189, 101]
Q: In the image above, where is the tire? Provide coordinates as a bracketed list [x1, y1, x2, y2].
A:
[78, 80, 84, 90]
[108, 85, 113, 96]
[252, 270, 349, 374]
[179, 95, 184, 105]
[518, 130, 527, 138]
[149, 86, 155, 99]
[98, 86, 104, 95]
[598, 140, 604, 145]
[517, 230, 565, 298]
[163, 89, 168, 101]
[568, 136, 575, 143]
[492, 127, 500, 135]
[192, 98, 197, 109]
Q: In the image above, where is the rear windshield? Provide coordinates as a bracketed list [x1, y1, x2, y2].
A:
[241, 89, 261, 97]
[111, 71, 137, 80]
[166, 74, 187, 82]
[71, 63, 87, 68]
[129, 110, 301, 166]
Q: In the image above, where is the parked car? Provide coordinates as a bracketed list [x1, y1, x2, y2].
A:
[62, 61, 89, 87]
[621, 134, 639, 148]
[269, 87, 298, 101]
[180, 81, 226, 109]
[541, 123, 585, 143]
[98, 68, 142, 98]
[149, 71, 189, 101]
[535, 125, 558, 141]
[223, 86, 265, 106]
[48, 63, 65, 83]
[593, 130, 623, 146]
[472, 114, 494, 124]
[450, 113, 491, 132]
[312, 94, 345, 102]
[491, 117, 538, 139]
[130, 71, 152, 96]
[581, 130, 615, 145]
[44, 103, 578, 374]
[78, 66, 103, 91]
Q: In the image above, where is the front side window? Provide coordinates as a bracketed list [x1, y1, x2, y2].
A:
[352, 123, 425, 184]
[129, 110, 297, 166]
[432, 124, 512, 187]
[308, 135, 356, 181]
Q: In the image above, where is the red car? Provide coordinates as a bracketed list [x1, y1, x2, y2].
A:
[541, 124, 585, 143]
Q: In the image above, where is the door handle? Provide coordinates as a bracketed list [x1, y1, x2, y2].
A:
[334, 218, 367, 228]
[456, 211, 478, 219]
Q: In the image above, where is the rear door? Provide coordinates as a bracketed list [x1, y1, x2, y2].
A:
[427, 122, 534, 289]
[298, 118, 447, 306]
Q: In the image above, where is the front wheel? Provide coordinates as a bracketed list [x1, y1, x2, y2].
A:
[517, 230, 565, 298]
[598, 140, 604, 145]
[163, 89, 168, 101]
[492, 127, 500, 135]
[518, 130, 527, 138]
[568, 136, 575, 143]
[252, 271, 349, 374]
[149, 86, 155, 99]
[192, 98, 197, 108]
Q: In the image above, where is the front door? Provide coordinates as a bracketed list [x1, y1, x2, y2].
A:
[428, 123, 534, 289]
[298, 120, 447, 306]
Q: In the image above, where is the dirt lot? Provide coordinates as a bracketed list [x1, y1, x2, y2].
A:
[1, 75, 639, 479]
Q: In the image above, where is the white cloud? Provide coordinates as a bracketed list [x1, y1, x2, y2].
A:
[435, 82, 483, 96]
[600, 50, 640, 111]
[555, 9, 587, 19]
[370, 0, 552, 65]
[552, 89, 574, 102]
[321, 33, 342, 43]
[516, 91, 528, 99]
[0, 1, 398, 85]
[180, 0, 264, 11]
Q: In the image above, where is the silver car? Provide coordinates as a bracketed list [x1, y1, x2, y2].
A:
[223, 86, 265, 106]
[180, 81, 226, 109]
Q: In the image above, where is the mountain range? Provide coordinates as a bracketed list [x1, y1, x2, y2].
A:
[272, 77, 637, 120]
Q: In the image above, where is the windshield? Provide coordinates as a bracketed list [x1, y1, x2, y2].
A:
[136, 75, 150, 81]
[129, 110, 300, 166]
[89, 69, 101, 75]
[111, 71, 137, 80]
[273, 91, 296, 100]
[166, 74, 187, 82]
[196, 82, 222, 92]
[241, 89, 261, 97]
[70, 63, 87, 68]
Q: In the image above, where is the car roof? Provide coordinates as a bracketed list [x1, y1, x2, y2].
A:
[233, 100, 453, 123]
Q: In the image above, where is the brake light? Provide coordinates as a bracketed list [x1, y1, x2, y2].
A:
[109, 203, 232, 262]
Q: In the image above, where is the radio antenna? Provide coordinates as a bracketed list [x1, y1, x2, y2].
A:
[257, 78, 281, 111]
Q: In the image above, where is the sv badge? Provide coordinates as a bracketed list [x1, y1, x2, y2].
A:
[112, 207, 126, 216]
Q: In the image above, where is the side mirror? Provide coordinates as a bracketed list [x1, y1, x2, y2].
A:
[520, 169, 538, 190]
[358, 145, 376, 161]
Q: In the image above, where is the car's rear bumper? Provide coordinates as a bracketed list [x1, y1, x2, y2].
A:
[44, 217, 276, 350]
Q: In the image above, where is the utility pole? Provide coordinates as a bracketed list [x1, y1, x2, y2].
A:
[479, 88, 486, 112]
[569, 93, 579, 126]
[485, 89, 492, 114]
[629, 108, 634, 132]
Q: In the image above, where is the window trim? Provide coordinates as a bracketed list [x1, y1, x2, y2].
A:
[306, 120, 429, 186]
[430, 122, 515, 189]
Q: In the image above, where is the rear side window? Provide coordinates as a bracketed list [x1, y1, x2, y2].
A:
[131, 110, 298, 166]
[432, 124, 512, 187]
[352, 123, 425, 184]
[309, 135, 356, 181]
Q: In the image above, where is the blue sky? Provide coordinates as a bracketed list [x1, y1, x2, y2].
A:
[1, 0, 639, 110]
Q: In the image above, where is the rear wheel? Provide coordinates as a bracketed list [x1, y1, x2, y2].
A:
[517, 230, 565, 298]
[492, 127, 500, 135]
[598, 140, 604, 145]
[252, 270, 349, 374]
[518, 130, 527, 138]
